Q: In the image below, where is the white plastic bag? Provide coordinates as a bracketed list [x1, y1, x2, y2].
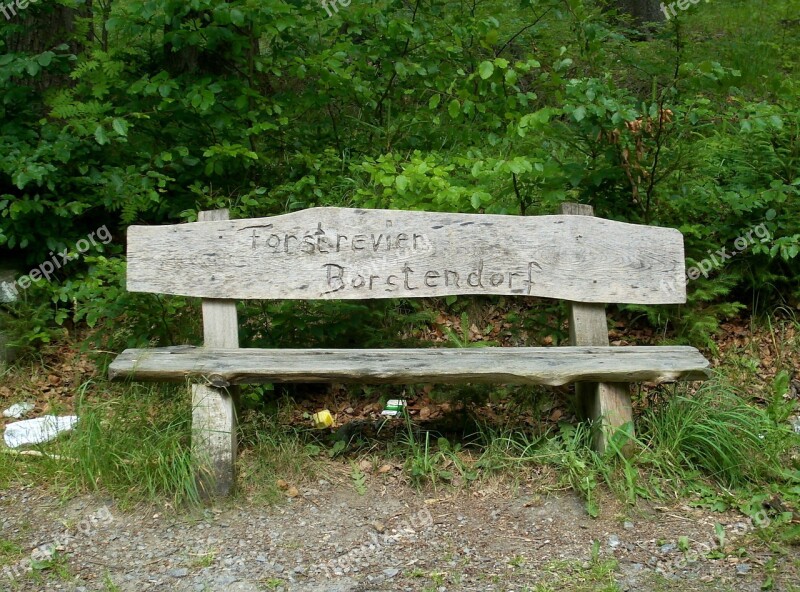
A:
[3, 415, 79, 448]
[3, 402, 35, 419]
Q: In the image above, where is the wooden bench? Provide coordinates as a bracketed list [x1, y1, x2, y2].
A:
[109, 203, 711, 496]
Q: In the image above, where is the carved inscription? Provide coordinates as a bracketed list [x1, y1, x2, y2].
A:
[240, 222, 427, 255]
[236, 220, 536, 296]
[322, 260, 541, 295]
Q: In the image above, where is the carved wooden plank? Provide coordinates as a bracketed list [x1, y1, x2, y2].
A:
[109, 346, 711, 386]
[125, 207, 686, 304]
[560, 202, 634, 455]
[192, 209, 239, 498]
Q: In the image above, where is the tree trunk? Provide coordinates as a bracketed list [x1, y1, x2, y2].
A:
[617, 0, 665, 24]
[5, 3, 90, 90]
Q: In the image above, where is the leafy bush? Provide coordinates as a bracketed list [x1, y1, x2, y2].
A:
[0, 0, 798, 347]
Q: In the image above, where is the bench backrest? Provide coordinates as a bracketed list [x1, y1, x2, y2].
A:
[125, 207, 686, 304]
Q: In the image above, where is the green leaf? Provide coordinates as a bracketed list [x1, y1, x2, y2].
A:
[428, 94, 441, 109]
[230, 8, 245, 26]
[478, 61, 494, 80]
[111, 118, 129, 137]
[37, 52, 54, 67]
[395, 175, 409, 193]
[573, 106, 587, 122]
[448, 99, 460, 118]
[31, 558, 53, 571]
[94, 125, 109, 145]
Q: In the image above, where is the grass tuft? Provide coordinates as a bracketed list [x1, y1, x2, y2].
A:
[0, 382, 200, 507]
[639, 376, 796, 487]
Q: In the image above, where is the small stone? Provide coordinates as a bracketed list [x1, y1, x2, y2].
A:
[372, 521, 385, 533]
[608, 535, 621, 548]
[384, 568, 400, 578]
[623, 521, 634, 530]
[168, 568, 189, 578]
[628, 563, 644, 572]
[660, 543, 676, 553]
[736, 563, 751, 575]
[215, 574, 237, 586]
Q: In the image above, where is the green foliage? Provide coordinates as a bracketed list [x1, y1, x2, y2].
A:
[547, 423, 603, 517]
[350, 462, 367, 495]
[0, 0, 798, 349]
[442, 312, 497, 348]
[0, 285, 65, 354]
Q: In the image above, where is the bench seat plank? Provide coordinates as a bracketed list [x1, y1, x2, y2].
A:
[109, 346, 710, 387]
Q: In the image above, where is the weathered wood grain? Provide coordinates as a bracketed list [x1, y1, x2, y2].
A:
[191, 209, 239, 498]
[109, 346, 711, 387]
[561, 202, 634, 455]
[125, 207, 686, 304]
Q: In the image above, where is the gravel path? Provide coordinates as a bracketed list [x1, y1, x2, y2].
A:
[1, 479, 796, 592]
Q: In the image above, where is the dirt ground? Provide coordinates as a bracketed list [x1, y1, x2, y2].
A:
[1, 474, 797, 592]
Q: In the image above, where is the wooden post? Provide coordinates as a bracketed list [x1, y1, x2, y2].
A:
[192, 209, 239, 496]
[559, 203, 634, 455]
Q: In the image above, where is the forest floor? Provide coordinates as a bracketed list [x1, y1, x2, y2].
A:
[1, 314, 799, 591]
[1, 475, 799, 592]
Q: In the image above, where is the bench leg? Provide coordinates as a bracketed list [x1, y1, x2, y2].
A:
[581, 382, 634, 455]
[192, 384, 237, 497]
[559, 203, 635, 457]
